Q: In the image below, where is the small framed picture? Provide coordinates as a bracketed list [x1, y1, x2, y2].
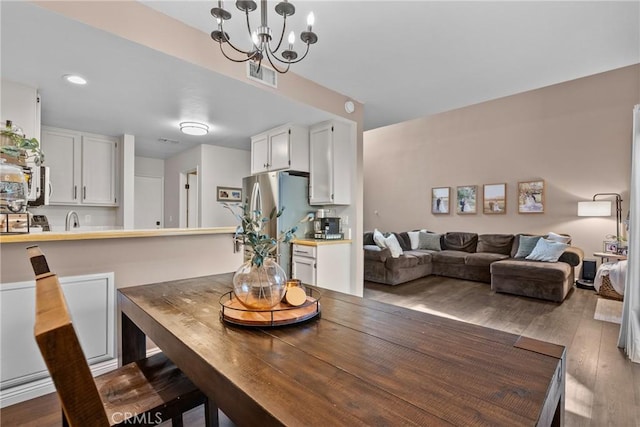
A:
[603, 241, 618, 254]
[456, 185, 477, 214]
[518, 180, 545, 214]
[431, 187, 450, 214]
[617, 246, 628, 256]
[216, 186, 242, 202]
[483, 183, 506, 214]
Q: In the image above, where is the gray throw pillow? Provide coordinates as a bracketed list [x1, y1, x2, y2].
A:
[514, 235, 541, 258]
[418, 232, 442, 251]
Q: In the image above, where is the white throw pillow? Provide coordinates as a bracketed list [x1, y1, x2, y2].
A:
[384, 234, 403, 258]
[408, 231, 420, 250]
[526, 238, 569, 262]
[373, 229, 387, 248]
[546, 232, 571, 244]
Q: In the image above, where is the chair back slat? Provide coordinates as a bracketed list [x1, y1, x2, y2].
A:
[31, 247, 110, 426]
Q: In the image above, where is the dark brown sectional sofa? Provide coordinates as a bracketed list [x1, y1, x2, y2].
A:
[364, 231, 584, 302]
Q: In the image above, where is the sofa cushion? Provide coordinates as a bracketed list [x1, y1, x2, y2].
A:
[546, 231, 571, 244]
[363, 232, 375, 246]
[393, 232, 412, 251]
[384, 234, 404, 258]
[514, 235, 542, 258]
[558, 246, 583, 267]
[465, 252, 509, 267]
[408, 231, 420, 250]
[364, 245, 390, 262]
[385, 254, 420, 270]
[526, 239, 569, 262]
[373, 229, 387, 248]
[403, 250, 433, 265]
[432, 250, 468, 264]
[442, 232, 478, 252]
[491, 259, 571, 282]
[419, 232, 442, 251]
[477, 234, 514, 255]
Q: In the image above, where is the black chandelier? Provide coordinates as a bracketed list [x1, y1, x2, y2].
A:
[210, 0, 317, 74]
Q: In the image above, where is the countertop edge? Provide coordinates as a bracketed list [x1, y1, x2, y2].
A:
[0, 227, 237, 243]
[292, 238, 353, 247]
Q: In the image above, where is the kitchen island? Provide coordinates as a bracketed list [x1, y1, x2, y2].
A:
[0, 227, 241, 285]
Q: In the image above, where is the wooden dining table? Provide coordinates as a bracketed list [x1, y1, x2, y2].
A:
[118, 273, 565, 426]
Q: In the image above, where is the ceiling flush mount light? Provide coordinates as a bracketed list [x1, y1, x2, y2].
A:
[210, 0, 318, 74]
[578, 192, 623, 240]
[63, 74, 87, 85]
[180, 122, 209, 136]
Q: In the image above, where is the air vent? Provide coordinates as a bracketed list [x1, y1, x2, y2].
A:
[158, 137, 180, 144]
[247, 62, 277, 88]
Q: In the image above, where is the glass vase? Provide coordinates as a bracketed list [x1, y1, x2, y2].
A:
[232, 258, 287, 309]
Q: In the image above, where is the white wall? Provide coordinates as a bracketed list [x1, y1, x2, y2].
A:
[163, 145, 201, 228]
[1, 79, 40, 141]
[200, 145, 250, 227]
[135, 156, 165, 177]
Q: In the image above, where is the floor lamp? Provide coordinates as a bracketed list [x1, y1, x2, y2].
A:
[577, 193, 623, 241]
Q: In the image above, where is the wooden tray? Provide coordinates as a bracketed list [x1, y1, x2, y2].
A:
[219, 290, 321, 327]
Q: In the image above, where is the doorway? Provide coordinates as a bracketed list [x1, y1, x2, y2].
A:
[182, 170, 199, 228]
[134, 175, 163, 229]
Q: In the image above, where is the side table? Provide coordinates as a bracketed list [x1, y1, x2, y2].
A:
[593, 252, 628, 263]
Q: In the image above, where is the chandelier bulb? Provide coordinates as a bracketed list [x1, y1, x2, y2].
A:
[307, 12, 315, 29]
[288, 31, 295, 46]
[251, 31, 259, 47]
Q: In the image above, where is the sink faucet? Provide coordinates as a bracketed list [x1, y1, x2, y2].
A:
[65, 211, 80, 231]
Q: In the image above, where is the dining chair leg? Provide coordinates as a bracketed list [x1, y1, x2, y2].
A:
[171, 415, 184, 427]
[62, 410, 69, 427]
[204, 398, 219, 427]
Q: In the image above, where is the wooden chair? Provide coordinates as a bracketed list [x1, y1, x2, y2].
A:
[28, 246, 218, 427]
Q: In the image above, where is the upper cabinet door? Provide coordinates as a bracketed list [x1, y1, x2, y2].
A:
[82, 135, 117, 205]
[309, 123, 333, 205]
[41, 127, 81, 204]
[251, 133, 269, 175]
[268, 127, 290, 171]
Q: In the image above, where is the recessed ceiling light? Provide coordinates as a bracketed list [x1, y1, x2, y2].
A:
[63, 74, 87, 85]
[180, 122, 209, 136]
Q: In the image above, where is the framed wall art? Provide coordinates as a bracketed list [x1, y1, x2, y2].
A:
[456, 185, 477, 214]
[483, 183, 506, 214]
[431, 187, 450, 214]
[518, 180, 544, 214]
[216, 186, 242, 202]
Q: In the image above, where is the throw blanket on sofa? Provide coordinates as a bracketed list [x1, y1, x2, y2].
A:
[595, 261, 628, 295]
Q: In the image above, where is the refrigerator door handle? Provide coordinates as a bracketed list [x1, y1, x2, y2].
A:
[250, 181, 262, 219]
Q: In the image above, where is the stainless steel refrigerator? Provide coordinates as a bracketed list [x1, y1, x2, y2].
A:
[242, 171, 313, 277]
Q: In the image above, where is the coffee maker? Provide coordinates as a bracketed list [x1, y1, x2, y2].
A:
[313, 217, 342, 240]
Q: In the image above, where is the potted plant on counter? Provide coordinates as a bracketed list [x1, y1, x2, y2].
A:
[1, 120, 44, 166]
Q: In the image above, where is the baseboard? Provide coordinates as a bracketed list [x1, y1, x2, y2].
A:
[0, 347, 162, 408]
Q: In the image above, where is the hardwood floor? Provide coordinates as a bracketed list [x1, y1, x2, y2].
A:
[2, 276, 639, 426]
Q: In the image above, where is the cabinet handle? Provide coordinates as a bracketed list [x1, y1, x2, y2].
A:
[73, 185, 77, 200]
[83, 186, 86, 200]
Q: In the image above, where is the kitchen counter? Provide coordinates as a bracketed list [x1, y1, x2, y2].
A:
[0, 227, 237, 244]
[292, 238, 353, 246]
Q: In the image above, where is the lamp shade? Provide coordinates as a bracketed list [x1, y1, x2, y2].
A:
[577, 201, 612, 216]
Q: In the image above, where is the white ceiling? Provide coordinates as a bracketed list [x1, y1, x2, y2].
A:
[2, 1, 639, 159]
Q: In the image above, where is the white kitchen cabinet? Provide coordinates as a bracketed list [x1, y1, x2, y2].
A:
[1, 273, 115, 392]
[291, 241, 352, 294]
[309, 121, 352, 205]
[250, 124, 309, 174]
[42, 126, 118, 206]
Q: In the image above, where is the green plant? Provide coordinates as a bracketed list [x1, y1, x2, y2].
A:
[0, 127, 44, 165]
[224, 202, 297, 267]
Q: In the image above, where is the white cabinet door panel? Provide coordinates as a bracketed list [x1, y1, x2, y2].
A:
[0, 273, 115, 389]
[42, 128, 81, 204]
[268, 127, 290, 171]
[82, 135, 117, 205]
[309, 125, 332, 204]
